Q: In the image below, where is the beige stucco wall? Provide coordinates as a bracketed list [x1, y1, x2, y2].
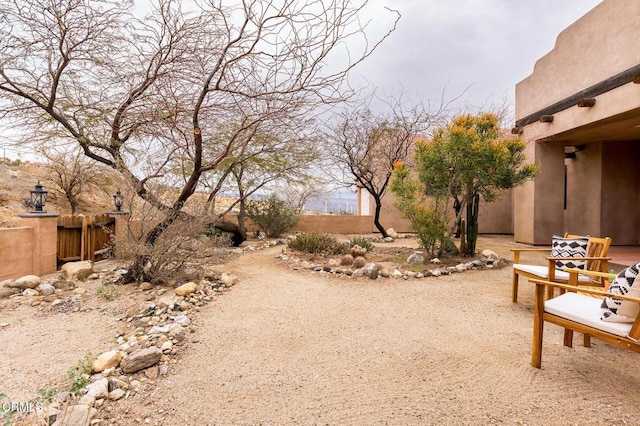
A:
[372, 188, 513, 235]
[295, 215, 376, 234]
[600, 142, 640, 244]
[18, 214, 58, 277]
[517, 0, 640, 119]
[0, 227, 36, 281]
[0, 214, 60, 281]
[515, 0, 640, 245]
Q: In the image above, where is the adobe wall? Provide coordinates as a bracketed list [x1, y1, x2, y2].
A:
[0, 227, 35, 281]
[600, 142, 640, 244]
[516, 0, 640, 120]
[377, 189, 514, 235]
[18, 214, 58, 277]
[295, 215, 376, 234]
[514, 0, 640, 245]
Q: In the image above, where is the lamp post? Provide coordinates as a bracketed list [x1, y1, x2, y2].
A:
[112, 190, 123, 213]
[29, 181, 48, 213]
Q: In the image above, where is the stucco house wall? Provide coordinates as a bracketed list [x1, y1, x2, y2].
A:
[514, 0, 640, 245]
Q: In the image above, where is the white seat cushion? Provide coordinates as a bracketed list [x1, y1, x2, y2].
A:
[513, 264, 594, 283]
[545, 292, 632, 337]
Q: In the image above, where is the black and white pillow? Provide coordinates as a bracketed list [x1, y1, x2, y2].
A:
[551, 235, 588, 270]
[601, 262, 640, 323]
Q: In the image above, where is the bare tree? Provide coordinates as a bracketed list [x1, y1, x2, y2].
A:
[0, 0, 398, 279]
[325, 95, 446, 237]
[201, 117, 321, 235]
[40, 149, 113, 214]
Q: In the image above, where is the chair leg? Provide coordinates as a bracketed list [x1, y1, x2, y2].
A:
[546, 285, 555, 300]
[583, 334, 591, 348]
[512, 271, 519, 303]
[532, 283, 545, 368]
[564, 329, 574, 348]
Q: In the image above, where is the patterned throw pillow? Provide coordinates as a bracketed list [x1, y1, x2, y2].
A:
[601, 262, 640, 323]
[551, 235, 588, 270]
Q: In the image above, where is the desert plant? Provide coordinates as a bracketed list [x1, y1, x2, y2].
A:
[391, 162, 452, 256]
[245, 195, 300, 238]
[353, 256, 367, 268]
[348, 236, 373, 252]
[96, 280, 117, 300]
[288, 233, 348, 255]
[67, 352, 95, 397]
[350, 245, 368, 258]
[340, 254, 354, 266]
[117, 200, 232, 283]
[37, 387, 57, 403]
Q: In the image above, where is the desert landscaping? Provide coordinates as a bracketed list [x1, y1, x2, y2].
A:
[2, 233, 640, 425]
[3, 1, 640, 424]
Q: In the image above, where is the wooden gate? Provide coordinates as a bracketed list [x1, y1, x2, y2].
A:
[57, 214, 116, 268]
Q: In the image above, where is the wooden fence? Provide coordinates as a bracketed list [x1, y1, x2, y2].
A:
[57, 214, 115, 267]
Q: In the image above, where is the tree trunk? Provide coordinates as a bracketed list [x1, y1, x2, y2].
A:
[236, 198, 247, 237]
[453, 197, 462, 238]
[459, 218, 467, 256]
[465, 193, 480, 256]
[213, 220, 246, 246]
[373, 195, 389, 238]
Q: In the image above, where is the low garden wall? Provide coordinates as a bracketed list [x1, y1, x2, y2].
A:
[0, 226, 36, 282]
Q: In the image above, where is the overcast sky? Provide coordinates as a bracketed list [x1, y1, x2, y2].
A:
[353, 0, 603, 119]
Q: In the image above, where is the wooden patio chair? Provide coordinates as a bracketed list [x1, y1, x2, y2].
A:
[530, 269, 640, 368]
[511, 234, 612, 303]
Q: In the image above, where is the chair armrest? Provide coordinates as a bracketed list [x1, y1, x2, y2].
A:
[511, 248, 551, 253]
[511, 248, 551, 263]
[530, 278, 637, 302]
[562, 268, 616, 280]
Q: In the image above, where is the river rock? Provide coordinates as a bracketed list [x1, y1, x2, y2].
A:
[86, 377, 109, 398]
[37, 283, 56, 296]
[120, 347, 162, 374]
[175, 282, 197, 297]
[8, 275, 40, 289]
[407, 252, 425, 265]
[0, 287, 20, 298]
[220, 273, 238, 287]
[364, 263, 379, 280]
[93, 350, 122, 373]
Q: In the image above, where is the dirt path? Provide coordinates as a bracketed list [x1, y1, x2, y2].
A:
[112, 243, 639, 425]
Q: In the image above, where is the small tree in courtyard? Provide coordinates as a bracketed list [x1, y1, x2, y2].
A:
[326, 96, 444, 238]
[400, 112, 537, 256]
[390, 161, 451, 256]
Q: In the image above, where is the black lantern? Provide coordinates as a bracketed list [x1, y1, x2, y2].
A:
[113, 190, 123, 212]
[30, 181, 48, 213]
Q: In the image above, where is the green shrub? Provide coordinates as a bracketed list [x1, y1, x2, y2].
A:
[245, 195, 300, 238]
[288, 233, 348, 255]
[67, 352, 95, 396]
[348, 236, 373, 252]
[97, 279, 117, 300]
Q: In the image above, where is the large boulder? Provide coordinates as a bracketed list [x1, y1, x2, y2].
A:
[61, 261, 94, 280]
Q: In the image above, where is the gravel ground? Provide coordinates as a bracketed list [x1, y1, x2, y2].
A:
[2, 235, 639, 425]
